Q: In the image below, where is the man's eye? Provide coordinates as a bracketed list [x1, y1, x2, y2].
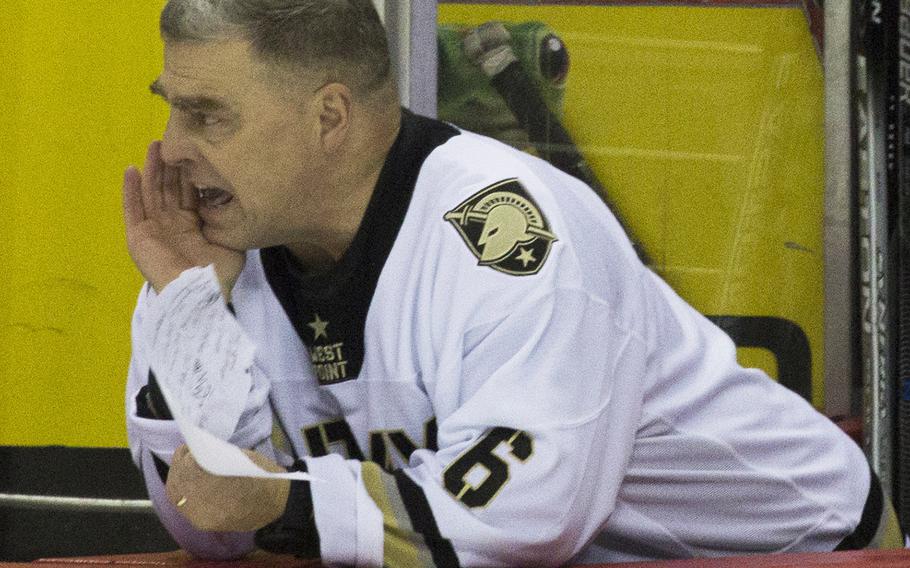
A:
[188, 111, 220, 127]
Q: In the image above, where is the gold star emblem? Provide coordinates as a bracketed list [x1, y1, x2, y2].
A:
[516, 247, 537, 268]
[307, 314, 329, 341]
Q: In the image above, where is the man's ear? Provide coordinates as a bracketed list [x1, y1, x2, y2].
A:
[315, 83, 352, 152]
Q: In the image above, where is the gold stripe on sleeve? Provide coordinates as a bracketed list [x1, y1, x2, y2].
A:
[362, 462, 435, 567]
[869, 498, 905, 550]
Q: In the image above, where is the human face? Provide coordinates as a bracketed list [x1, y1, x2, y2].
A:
[152, 39, 324, 251]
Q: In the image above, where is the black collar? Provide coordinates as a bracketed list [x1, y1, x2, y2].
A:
[260, 109, 459, 383]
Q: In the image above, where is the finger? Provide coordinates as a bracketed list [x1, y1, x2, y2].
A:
[162, 165, 181, 210]
[172, 443, 190, 466]
[176, 445, 207, 478]
[164, 462, 184, 507]
[122, 166, 145, 227]
[140, 141, 164, 215]
[164, 472, 181, 506]
[179, 172, 198, 211]
[243, 449, 286, 474]
[165, 445, 191, 506]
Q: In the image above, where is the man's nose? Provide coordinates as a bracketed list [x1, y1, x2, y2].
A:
[160, 116, 196, 166]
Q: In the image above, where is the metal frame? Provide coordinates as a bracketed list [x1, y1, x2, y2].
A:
[0, 493, 154, 514]
[822, 0, 854, 418]
[383, 0, 439, 117]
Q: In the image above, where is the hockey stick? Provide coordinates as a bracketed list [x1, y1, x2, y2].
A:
[892, 0, 910, 533]
[853, 0, 897, 501]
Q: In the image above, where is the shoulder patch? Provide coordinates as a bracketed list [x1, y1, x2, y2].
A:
[444, 179, 557, 276]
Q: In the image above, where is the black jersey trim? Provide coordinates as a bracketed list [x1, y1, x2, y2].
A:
[835, 466, 885, 551]
[136, 370, 173, 421]
[151, 454, 170, 484]
[261, 110, 459, 385]
[392, 469, 461, 568]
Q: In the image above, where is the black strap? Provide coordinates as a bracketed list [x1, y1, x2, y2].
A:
[835, 467, 884, 550]
[254, 460, 320, 559]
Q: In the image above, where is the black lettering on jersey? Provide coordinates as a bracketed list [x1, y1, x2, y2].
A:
[303, 419, 365, 461]
[301, 417, 440, 471]
[369, 418, 439, 471]
[370, 430, 420, 471]
[444, 179, 557, 276]
[443, 427, 533, 508]
[303, 317, 354, 385]
[425, 417, 439, 452]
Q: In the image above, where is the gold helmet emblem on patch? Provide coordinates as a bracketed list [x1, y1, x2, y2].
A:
[444, 179, 557, 276]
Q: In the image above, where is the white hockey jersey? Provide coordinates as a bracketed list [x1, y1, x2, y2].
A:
[126, 111, 871, 566]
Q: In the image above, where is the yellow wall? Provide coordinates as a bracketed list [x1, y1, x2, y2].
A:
[438, 5, 825, 406]
[0, 2, 167, 446]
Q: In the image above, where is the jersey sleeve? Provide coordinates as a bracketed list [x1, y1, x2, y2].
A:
[125, 281, 276, 560]
[298, 283, 648, 567]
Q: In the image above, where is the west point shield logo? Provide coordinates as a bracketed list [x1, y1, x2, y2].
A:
[444, 179, 557, 276]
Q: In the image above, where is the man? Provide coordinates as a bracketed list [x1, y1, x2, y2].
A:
[124, 1, 899, 566]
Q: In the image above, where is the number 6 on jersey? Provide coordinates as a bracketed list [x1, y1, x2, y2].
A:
[443, 427, 534, 508]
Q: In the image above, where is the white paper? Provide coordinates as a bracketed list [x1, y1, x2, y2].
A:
[142, 266, 254, 439]
[145, 266, 312, 481]
[161, 382, 312, 480]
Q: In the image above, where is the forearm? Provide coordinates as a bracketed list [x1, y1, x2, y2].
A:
[125, 281, 278, 558]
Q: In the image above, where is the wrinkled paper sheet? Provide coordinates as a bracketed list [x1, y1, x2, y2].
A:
[143, 265, 311, 481]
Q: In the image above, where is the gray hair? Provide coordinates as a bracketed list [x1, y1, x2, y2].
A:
[160, 0, 392, 94]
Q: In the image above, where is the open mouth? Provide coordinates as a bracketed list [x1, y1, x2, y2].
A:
[194, 185, 234, 208]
